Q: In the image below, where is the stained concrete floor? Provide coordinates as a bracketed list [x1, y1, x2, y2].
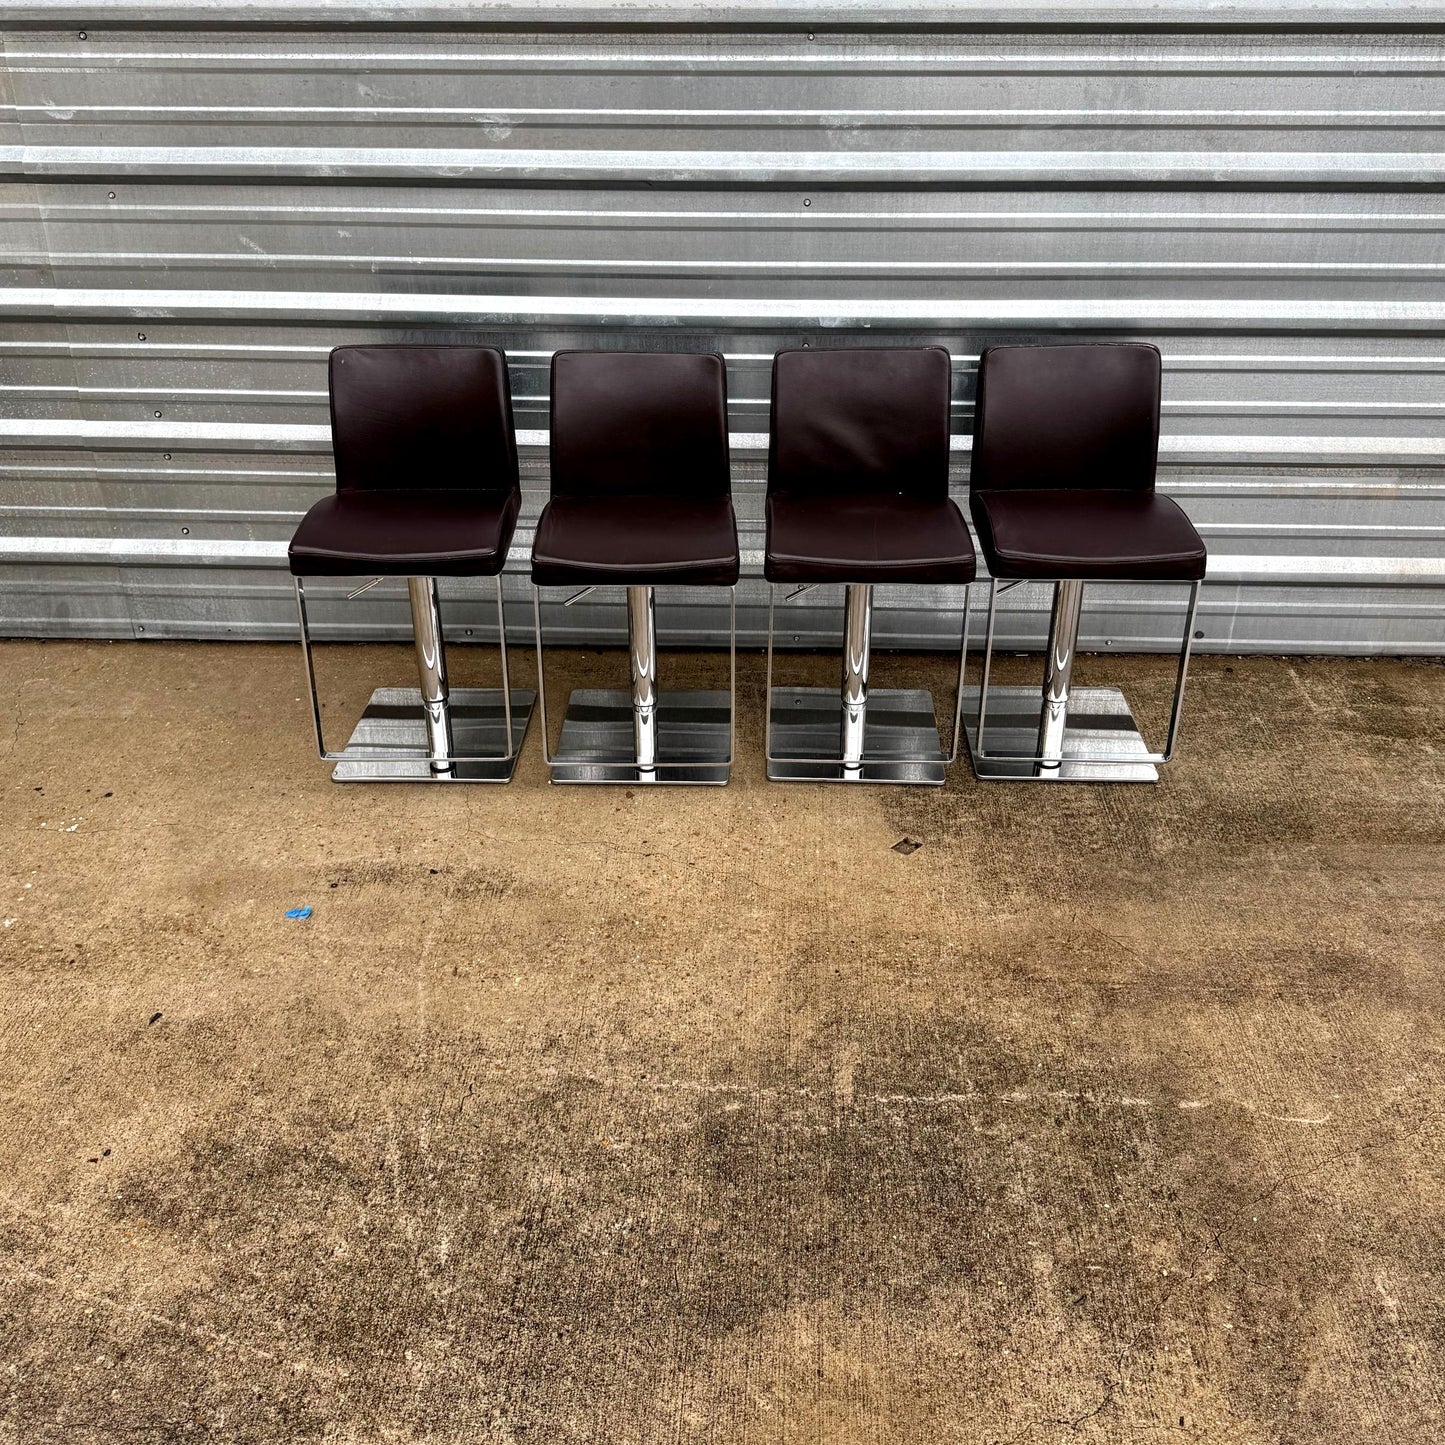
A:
[1, 639, 1443, 1445]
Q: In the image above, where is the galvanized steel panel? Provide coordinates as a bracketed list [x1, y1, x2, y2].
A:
[1, 7, 1443, 654]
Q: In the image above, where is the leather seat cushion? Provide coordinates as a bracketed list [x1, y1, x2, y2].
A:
[288, 488, 519, 577]
[971, 488, 1206, 581]
[531, 495, 740, 587]
[764, 493, 976, 585]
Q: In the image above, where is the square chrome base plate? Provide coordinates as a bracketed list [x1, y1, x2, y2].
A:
[767, 687, 947, 785]
[961, 684, 1158, 783]
[548, 688, 731, 785]
[331, 686, 535, 783]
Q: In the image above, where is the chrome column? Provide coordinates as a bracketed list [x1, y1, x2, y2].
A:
[840, 583, 873, 779]
[627, 584, 658, 780]
[407, 576, 454, 777]
[1035, 579, 1084, 777]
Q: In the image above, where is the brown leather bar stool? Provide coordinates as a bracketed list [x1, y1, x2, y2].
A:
[530, 350, 739, 785]
[963, 342, 1206, 783]
[763, 346, 976, 785]
[288, 344, 533, 782]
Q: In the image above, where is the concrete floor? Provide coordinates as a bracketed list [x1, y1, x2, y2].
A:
[1, 639, 1443, 1444]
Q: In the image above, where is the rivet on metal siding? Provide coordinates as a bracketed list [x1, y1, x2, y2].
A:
[137, 332, 146, 341]
[181, 527, 189, 536]
[78, 31, 88, 40]
[153, 410, 162, 418]
[803, 198, 811, 207]
[107, 191, 116, 200]
[1194, 630, 1205, 639]
[162, 453, 171, 461]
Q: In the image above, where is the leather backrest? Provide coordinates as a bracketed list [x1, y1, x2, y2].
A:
[548, 350, 730, 499]
[768, 346, 953, 500]
[329, 345, 518, 494]
[971, 342, 1161, 493]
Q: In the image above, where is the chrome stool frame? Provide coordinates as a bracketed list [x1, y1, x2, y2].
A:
[532, 582, 737, 786]
[293, 571, 533, 783]
[764, 580, 972, 786]
[962, 575, 1202, 783]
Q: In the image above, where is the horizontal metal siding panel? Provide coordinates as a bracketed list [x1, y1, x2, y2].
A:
[4, 330, 1444, 433]
[6, 291, 1445, 334]
[6, 189, 1445, 309]
[5, 31, 1445, 178]
[7, 4, 1445, 26]
[5, 339, 1445, 437]
[1, 18, 1442, 654]
[3, 566, 1442, 657]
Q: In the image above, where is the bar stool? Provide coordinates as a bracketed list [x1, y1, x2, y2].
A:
[763, 347, 976, 785]
[288, 344, 533, 782]
[530, 350, 739, 785]
[962, 342, 1206, 783]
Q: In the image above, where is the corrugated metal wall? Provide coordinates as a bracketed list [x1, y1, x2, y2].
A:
[2, 2, 1443, 654]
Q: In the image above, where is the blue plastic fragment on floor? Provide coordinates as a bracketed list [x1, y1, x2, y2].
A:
[284, 906, 312, 921]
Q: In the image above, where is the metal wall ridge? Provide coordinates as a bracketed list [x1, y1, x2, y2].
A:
[5, 417, 1444, 467]
[5, 288, 1445, 333]
[5, 2, 1445, 27]
[9, 110, 1445, 125]
[14, 256, 1445, 282]
[5, 145, 1445, 186]
[4, 535, 1443, 592]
